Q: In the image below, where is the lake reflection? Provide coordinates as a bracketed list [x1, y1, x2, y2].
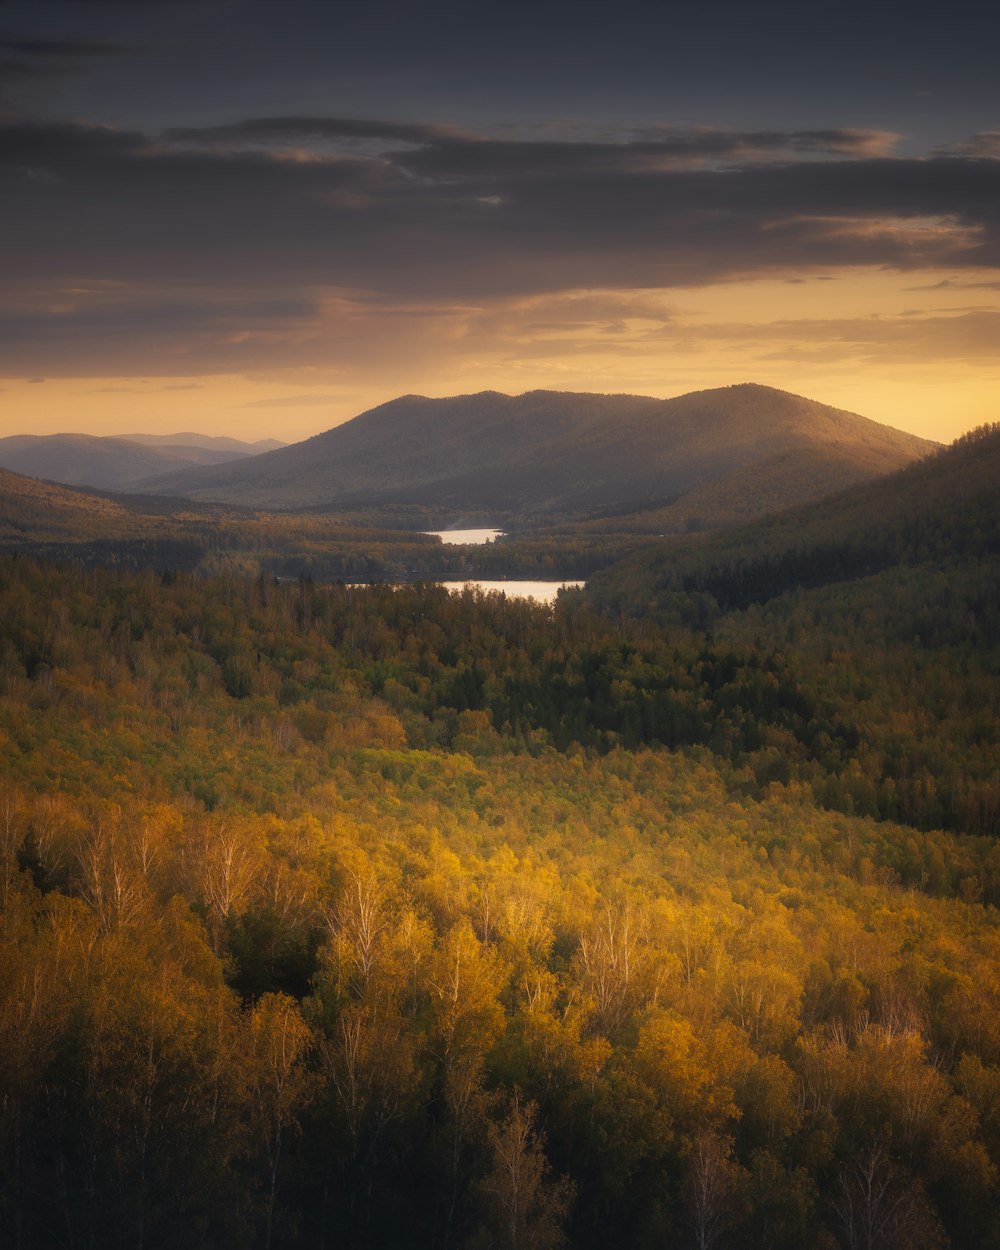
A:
[423, 528, 505, 545]
[439, 580, 584, 604]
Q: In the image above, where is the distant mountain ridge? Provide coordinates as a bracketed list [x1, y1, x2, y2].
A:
[121, 432, 286, 453]
[133, 384, 937, 521]
[0, 432, 285, 492]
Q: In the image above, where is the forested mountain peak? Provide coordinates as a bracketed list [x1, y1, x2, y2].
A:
[132, 384, 936, 520]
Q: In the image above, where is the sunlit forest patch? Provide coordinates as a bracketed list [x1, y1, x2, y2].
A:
[2, 554, 1000, 1249]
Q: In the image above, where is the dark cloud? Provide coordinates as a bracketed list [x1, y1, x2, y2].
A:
[0, 294, 316, 334]
[0, 118, 148, 165]
[933, 132, 1000, 159]
[0, 38, 135, 57]
[0, 291, 321, 375]
[0, 35, 138, 89]
[2, 0, 998, 154]
[167, 116, 471, 147]
[2, 114, 999, 374]
[0, 57, 53, 81]
[170, 116, 899, 170]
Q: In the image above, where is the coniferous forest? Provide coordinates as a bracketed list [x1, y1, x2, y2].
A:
[2, 428, 1000, 1249]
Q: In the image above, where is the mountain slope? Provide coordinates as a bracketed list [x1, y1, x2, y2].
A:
[0, 467, 127, 537]
[134, 384, 936, 519]
[566, 444, 888, 535]
[121, 432, 285, 453]
[0, 433, 268, 492]
[591, 422, 1000, 618]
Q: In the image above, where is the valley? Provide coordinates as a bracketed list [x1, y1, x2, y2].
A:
[1, 390, 998, 1250]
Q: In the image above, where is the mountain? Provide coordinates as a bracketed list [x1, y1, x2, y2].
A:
[0, 466, 191, 565]
[590, 422, 1000, 618]
[120, 432, 286, 453]
[0, 433, 281, 492]
[133, 384, 936, 521]
[565, 444, 892, 535]
[0, 466, 127, 536]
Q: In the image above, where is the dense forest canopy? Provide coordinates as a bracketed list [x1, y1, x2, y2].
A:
[2, 481, 1000, 1249]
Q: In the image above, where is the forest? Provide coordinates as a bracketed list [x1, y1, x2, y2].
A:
[2, 452, 1000, 1250]
[0, 468, 643, 584]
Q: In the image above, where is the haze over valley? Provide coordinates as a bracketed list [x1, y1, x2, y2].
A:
[0, 432, 285, 492]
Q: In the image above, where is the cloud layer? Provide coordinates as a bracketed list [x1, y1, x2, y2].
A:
[1, 112, 999, 384]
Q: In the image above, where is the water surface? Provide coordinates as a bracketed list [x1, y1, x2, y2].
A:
[438, 580, 584, 604]
[423, 528, 505, 545]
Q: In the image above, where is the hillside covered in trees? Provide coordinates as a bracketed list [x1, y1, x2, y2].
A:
[591, 423, 1000, 619]
[2, 497, 1000, 1249]
[0, 467, 640, 583]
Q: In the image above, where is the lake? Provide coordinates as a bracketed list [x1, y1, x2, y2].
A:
[347, 579, 585, 604]
[438, 580, 584, 604]
[423, 528, 505, 545]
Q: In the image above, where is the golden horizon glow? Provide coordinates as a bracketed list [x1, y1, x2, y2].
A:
[3, 267, 998, 446]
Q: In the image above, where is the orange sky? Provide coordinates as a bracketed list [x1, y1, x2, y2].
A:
[4, 267, 997, 446]
[3, 0, 1000, 452]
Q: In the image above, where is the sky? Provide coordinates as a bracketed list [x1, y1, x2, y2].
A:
[1, 0, 998, 444]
